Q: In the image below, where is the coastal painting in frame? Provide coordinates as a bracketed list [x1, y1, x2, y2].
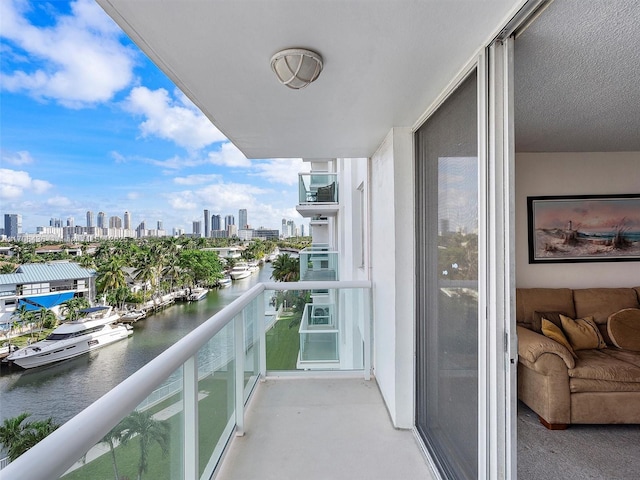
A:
[528, 194, 640, 263]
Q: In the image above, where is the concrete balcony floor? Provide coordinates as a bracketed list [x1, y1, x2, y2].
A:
[215, 377, 435, 480]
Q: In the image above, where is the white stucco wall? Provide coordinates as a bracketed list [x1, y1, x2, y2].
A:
[516, 151, 640, 288]
[370, 128, 414, 428]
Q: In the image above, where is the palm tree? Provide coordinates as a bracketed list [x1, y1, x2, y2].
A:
[271, 254, 300, 282]
[60, 297, 91, 321]
[11, 305, 34, 336]
[120, 411, 169, 480]
[0, 413, 59, 461]
[133, 252, 158, 304]
[97, 256, 127, 301]
[101, 423, 125, 480]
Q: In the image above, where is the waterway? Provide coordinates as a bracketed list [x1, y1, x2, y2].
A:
[0, 264, 274, 426]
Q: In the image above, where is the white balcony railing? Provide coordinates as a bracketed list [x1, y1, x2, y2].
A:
[2, 280, 371, 480]
[299, 247, 339, 282]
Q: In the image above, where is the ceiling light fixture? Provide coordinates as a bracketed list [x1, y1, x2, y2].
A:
[270, 48, 323, 89]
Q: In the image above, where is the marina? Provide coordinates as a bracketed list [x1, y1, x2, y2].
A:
[0, 264, 273, 426]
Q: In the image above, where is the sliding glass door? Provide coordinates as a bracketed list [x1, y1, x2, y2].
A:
[415, 70, 480, 479]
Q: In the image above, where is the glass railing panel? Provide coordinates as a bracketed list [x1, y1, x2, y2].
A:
[298, 173, 339, 203]
[60, 366, 185, 480]
[243, 295, 261, 400]
[198, 320, 236, 479]
[264, 288, 368, 371]
[299, 250, 339, 281]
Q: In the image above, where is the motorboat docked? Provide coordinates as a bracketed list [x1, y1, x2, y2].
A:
[217, 276, 232, 288]
[6, 306, 133, 369]
[188, 287, 208, 302]
[230, 262, 252, 280]
[248, 261, 260, 272]
[0, 342, 19, 360]
[119, 309, 147, 323]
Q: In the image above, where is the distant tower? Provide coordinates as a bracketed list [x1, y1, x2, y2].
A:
[204, 209, 210, 238]
[239, 209, 248, 229]
[301, 224, 305, 237]
[157, 220, 163, 230]
[109, 216, 122, 228]
[224, 215, 235, 230]
[3, 214, 22, 238]
[212, 214, 221, 231]
[66, 217, 74, 227]
[97, 212, 106, 228]
[86, 211, 93, 228]
[124, 211, 131, 230]
[193, 220, 202, 237]
[282, 218, 287, 237]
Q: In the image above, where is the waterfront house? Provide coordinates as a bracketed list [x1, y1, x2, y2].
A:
[0, 261, 95, 335]
[5, 1, 639, 479]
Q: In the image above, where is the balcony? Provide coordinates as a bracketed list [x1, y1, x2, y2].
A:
[0, 281, 437, 480]
[299, 246, 339, 282]
[296, 173, 339, 217]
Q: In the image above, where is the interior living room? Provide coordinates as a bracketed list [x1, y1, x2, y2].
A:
[512, 1, 640, 478]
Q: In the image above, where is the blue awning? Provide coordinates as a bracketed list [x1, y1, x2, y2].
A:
[19, 292, 75, 311]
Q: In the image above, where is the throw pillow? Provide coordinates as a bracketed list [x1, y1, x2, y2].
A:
[532, 311, 566, 333]
[560, 314, 606, 350]
[607, 308, 640, 351]
[541, 319, 577, 358]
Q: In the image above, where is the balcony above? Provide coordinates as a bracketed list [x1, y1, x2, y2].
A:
[297, 173, 339, 218]
[215, 377, 435, 480]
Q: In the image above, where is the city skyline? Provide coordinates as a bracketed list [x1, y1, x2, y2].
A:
[0, 0, 309, 234]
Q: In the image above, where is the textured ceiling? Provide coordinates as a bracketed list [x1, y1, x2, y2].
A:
[515, 0, 640, 152]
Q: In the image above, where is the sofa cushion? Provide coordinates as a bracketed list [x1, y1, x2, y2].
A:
[542, 319, 577, 358]
[560, 314, 606, 350]
[516, 288, 575, 327]
[569, 349, 640, 383]
[608, 308, 640, 351]
[570, 378, 640, 393]
[573, 288, 640, 325]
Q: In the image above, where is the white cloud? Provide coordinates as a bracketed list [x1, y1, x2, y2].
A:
[174, 174, 222, 186]
[127, 192, 140, 200]
[206, 142, 251, 167]
[0, 0, 136, 108]
[46, 195, 72, 207]
[0, 168, 53, 199]
[1, 149, 34, 166]
[124, 86, 226, 150]
[110, 151, 126, 163]
[168, 191, 198, 211]
[251, 158, 308, 185]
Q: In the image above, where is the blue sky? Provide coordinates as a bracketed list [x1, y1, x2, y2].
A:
[1, 0, 308, 234]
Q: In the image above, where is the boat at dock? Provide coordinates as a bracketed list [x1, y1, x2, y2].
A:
[119, 309, 147, 323]
[188, 287, 209, 302]
[230, 262, 252, 280]
[217, 276, 232, 288]
[6, 306, 133, 369]
[0, 342, 19, 360]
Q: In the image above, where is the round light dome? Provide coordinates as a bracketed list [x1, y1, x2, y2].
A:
[270, 48, 323, 89]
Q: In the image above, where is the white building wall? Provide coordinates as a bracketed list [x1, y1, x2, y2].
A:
[516, 152, 640, 288]
[370, 128, 414, 428]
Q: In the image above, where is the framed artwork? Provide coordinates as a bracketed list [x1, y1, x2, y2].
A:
[527, 194, 640, 263]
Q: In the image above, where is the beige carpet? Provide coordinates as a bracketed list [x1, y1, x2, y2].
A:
[518, 401, 640, 480]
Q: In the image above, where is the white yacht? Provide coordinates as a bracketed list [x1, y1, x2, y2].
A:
[7, 306, 133, 369]
[229, 263, 252, 280]
[217, 276, 232, 288]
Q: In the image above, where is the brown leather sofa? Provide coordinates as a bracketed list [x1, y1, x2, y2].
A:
[516, 287, 640, 429]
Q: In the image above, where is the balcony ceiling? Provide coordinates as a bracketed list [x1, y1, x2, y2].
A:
[97, 1, 639, 158]
[96, 0, 519, 159]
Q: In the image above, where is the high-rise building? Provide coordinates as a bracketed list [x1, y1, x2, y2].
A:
[86, 211, 93, 228]
[224, 215, 235, 230]
[157, 220, 163, 230]
[212, 214, 221, 231]
[109, 216, 122, 228]
[67, 217, 75, 227]
[204, 209, 210, 238]
[97, 212, 106, 228]
[239, 209, 248, 229]
[281, 218, 287, 237]
[124, 211, 131, 230]
[193, 220, 202, 237]
[4, 214, 22, 238]
[50, 218, 62, 228]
